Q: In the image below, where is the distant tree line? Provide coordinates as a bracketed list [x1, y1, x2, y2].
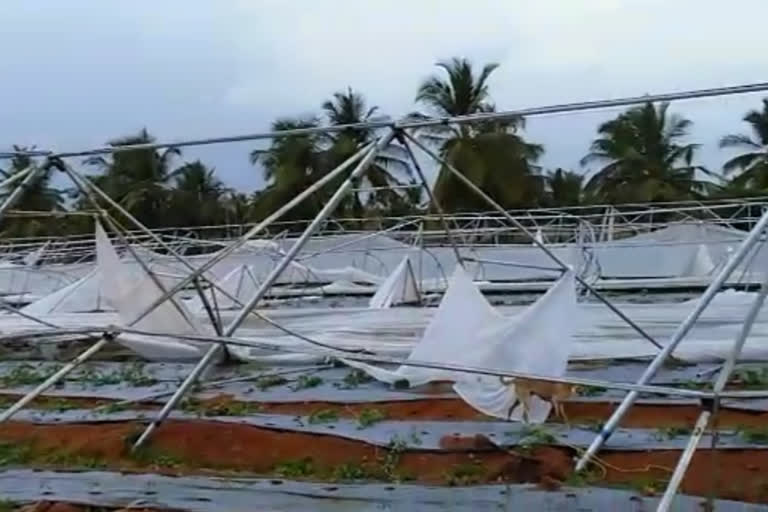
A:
[2, 57, 768, 238]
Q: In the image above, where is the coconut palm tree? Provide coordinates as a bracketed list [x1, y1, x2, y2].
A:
[249, 118, 328, 225]
[413, 57, 544, 212]
[545, 168, 584, 207]
[83, 129, 181, 226]
[169, 160, 230, 227]
[582, 102, 713, 203]
[321, 87, 411, 220]
[720, 98, 768, 191]
[222, 192, 253, 226]
[251, 90, 411, 226]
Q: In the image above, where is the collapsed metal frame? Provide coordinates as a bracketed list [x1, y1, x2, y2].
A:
[2, 81, 768, 508]
[1, 197, 767, 253]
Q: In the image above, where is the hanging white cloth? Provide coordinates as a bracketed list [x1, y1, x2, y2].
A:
[369, 256, 421, 308]
[344, 265, 578, 421]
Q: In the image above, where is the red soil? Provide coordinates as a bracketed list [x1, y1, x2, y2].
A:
[1, 419, 767, 503]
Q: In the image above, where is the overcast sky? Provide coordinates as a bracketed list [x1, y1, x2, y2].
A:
[1, 0, 766, 192]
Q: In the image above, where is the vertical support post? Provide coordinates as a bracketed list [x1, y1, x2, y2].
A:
[131, 129, 396, 450]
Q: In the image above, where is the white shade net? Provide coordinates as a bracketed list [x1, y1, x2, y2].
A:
[344, 265, 578, 421]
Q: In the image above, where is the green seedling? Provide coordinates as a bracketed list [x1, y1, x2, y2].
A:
[308, 409, 339, 424]
[333, 462, 368, 481]
[291, 375, 323, 391]
[274, 457, 315, 477]
[357, 408, 387, 429]
[256, 375, 289, 391]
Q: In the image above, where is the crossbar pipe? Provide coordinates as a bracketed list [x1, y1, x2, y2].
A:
[15, 81, 767, 160]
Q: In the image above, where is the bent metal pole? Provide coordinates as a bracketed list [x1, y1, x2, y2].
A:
[131, 129, 396, 450]
[403, 131, 665, 352]
[575, 207, 768, 472]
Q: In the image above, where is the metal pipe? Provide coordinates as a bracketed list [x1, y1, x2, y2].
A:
[461, 256, 563, 273]
[404, 131, 665, 352]
[20, 81, 768, 160]
[0, 166, 34, 191]
[53, 124, 389, 159]
[0, 337, 109, 422]
[397, 82, 768, 130]
[575, 207, 768, 472]
[0, 165, 45, 221]
[399, 135, 463, 267]
[131, 131, 395, 450]
[117, 141, 375, 329]
[656, 268, 768, 511]
[655, 411, 710, 511]
[62, 163, 247, 320]
[93, 364, 333, 412]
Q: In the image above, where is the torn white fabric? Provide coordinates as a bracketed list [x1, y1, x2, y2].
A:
[95, 221, 211, 361]
[343, 265, 578, 422]
[369, 256, 420, 308]
[344, 265, 502, 385]
[453, 270, 577, 422]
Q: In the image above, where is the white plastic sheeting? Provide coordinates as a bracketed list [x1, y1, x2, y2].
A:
[189, 264, 259, 311]
[0, 264, 74, 302]
[592, 223, 739, 279]
[685, 244, 716, 277]
[369, 257, 420, 308]
[343, 267, 578, 421]
[95, 222, 211, 361]
[5, 222, 759, 304]
[21, 269, 108, 315]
